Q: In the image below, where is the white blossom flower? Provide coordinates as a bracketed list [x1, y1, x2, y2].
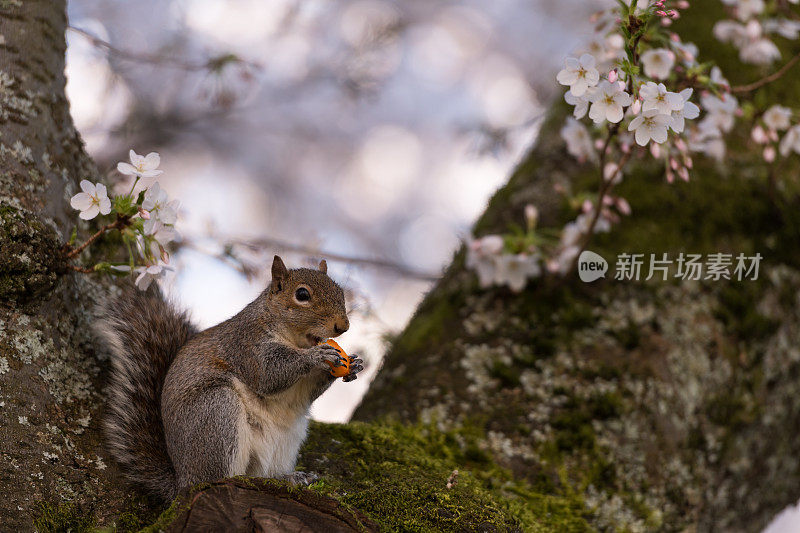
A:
[466, 235, 504, 287]
[672, 40, 698, 66]
[142, 183, 179, 233]
[764, 18, 800, 39]
[700, 93, 739, 133]
[640, 82, 684, 116]
[117, 150, 164, 179]
[740, 36, 781, 64]
[670, 88, 700, 133]
[640, 48, 675, 80]
[134, 263, 173, 291]
[560, 117, 596, 161]
[722, 0, 765, 21]
[494, 254, 541, 292]
[689, 121, 727, 161]
[779, 125, 800, 157]
[70, 180, 112, 220]
[714, 20, 748, 44]
[710, 66, 730, 88]
[628, 109, 671, 146]
[565, 90, 590, 119]
[147, 221, 179, 244]
[763, 105, 792, 131]
[556, 54, 599, 97]
[739, 20, 780, 64]
[588, 81, 632, 124]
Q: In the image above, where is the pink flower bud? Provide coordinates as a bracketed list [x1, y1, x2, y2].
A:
[582, 199, 593, 213]
[677, 1, 690, 9]
[670, 157, 679, 170]
[661, 17, 673, 26]
[608, 69, 618, 83]
[764, 146, 776, 162]
[616, 197, 632, 216]
[683, 155, 693, 169]
[751, 125, 768, 144]
[656, 10, 668, 16]
[675, 138, 688, 152]
[666, 168, 675, 184]
[139, 208, 151, 220]
[524, 204, 538, 229]
[631, 100, 642, 115]
[650, 143, 661, 158]
[678, 167, 690, 181]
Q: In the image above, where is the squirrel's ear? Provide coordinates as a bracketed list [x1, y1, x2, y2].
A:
[271, 255, 288, 292]
[318, 259, 327, 274]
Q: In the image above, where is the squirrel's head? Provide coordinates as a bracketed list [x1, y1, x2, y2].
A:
[266, 255, 349, 349]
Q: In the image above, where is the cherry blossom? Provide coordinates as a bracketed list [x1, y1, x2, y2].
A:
[669, 88, 700, 133]
[588, 81, 632, 124]
[134, 263, 174, 291]
[763, 105, 792, 131]
[628, 109, 671, 146]
[564, 90, 590, 119]
[494, 254, 541, 292]
[556, 54, 599, 97]
[640, 48, 675, 80]
[70, 180, 112, 220]
[640, 82, 684, 116]
[722, 0, 765, 21]
[779, 125, 800, 157]
[117, 150, 164, 179]
[700, 94, 738, 134]
[561, 118, 596, 161]
[142, 183, 179, 234]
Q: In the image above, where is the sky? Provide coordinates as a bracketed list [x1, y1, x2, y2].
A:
[64, 0, 800, 529]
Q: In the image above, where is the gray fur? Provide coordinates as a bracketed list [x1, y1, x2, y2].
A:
[100, 256, 360, 501]
[97, 285, 197, 501]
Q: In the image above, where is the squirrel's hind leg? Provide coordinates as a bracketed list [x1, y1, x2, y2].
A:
[166, 385, 250, 490]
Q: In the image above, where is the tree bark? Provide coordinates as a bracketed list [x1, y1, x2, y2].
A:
[354, 6, 800, 532]
[0, 0, 146, 528]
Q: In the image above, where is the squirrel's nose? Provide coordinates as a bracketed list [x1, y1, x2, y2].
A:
[333, 318, 349, 335]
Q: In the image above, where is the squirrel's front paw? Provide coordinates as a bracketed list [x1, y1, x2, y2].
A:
[342, 355, 364, 383]
[307, 344, 347, 369]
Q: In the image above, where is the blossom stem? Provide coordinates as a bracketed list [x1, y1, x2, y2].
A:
[127, 176, 140, 198]
[64, 216, 130, 260]
[732, 50, 800, 93]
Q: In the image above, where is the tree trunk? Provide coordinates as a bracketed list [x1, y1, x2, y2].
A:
[354, 6, 800, 532]
[0, 0, 150, 528]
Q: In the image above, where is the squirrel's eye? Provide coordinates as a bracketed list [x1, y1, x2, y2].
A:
[295, 287, 311, 302]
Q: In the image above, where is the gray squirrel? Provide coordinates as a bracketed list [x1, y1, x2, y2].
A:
[98, 255, 363, 501]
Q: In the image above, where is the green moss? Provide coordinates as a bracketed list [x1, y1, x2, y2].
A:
[138, 495, 190, 533]
[298, 420, 590, 532]
[33, 501, 96, 533]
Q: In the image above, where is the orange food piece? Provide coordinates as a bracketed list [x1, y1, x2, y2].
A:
[323, 339, 350, 378]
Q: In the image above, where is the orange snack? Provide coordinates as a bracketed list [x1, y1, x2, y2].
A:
[323, 339, 350, 378]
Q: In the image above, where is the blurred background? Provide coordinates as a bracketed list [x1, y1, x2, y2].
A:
[64, 0, 800, 529]
[65, 0, 598, 421]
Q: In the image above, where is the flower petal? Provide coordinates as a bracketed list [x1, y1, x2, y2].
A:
[79, 204, 100, 220]
[117, 162, 138, 175]
[143, 152, 161, 170]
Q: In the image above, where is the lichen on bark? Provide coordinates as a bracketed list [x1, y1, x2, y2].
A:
[355, 4, 800, 531]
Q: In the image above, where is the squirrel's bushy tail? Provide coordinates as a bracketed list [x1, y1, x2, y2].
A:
[97, 286, 196, 501]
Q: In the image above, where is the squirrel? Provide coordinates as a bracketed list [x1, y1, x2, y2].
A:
[97, 255, 364, 501]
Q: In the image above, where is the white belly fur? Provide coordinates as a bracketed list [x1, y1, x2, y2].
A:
[231, 377, 314, 478]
